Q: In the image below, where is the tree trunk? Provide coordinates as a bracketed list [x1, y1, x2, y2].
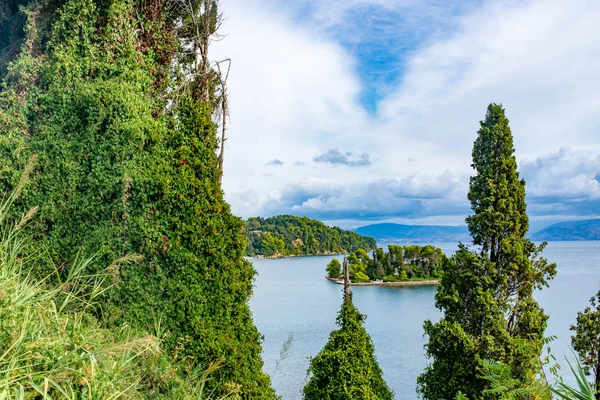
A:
[343, 257, 350, 303]
[217, 87, 227, 183]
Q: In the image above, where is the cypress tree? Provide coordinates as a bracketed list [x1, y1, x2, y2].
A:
[418, 104, 556, 399]
[0, 0, 274, 397]
[304, 263, 392, 400]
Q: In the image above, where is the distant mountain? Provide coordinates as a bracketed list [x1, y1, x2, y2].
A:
[355, 223, 470, 243]
[530, 219, 600, 241]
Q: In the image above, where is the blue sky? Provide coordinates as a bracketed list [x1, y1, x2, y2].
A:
[212, 0, 600, 231]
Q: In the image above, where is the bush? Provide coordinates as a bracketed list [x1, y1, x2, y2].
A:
[353, 271, 371, 282]
[383, 272, 408, 282]
[326, 258, 342, 277]
[0, 1, 274, 397]
[0, 172, 242, 399]
[0, 180, 156, 398]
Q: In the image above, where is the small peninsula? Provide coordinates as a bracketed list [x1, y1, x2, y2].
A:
[325, 245, 447, 286]
[244, 215, 376, 257]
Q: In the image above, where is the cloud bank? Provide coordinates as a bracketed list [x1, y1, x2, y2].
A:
[212, 0, 600, 229]
[313, 149, 372, 167]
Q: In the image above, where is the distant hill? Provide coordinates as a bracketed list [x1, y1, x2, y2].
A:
[530, 219, 600, 241]
[355, 223, 470, 243]
[245, 215, 376, 257]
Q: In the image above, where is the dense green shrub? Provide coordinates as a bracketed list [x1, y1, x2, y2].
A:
[326, 258, 341, 278]
[304, 298, 393, 400]
[382, 272, 407, 282]
[0, 177, 214, 399]
[571, 289, 600, 397]
[353, 271, 371, 282]
[245, 215, 376, 257]
[0, 0, 274, 397]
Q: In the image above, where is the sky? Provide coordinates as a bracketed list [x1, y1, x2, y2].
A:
[211, 0, 600, 231]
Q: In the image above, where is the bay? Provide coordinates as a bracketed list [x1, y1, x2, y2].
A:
[250, 241, 600, 399]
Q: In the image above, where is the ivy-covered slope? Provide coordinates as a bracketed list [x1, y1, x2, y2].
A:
[0, 0, 274, 398]
[245, 215, 376, 257]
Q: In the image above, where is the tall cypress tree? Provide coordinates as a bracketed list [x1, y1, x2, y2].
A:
[418, 104, 556, 399]
[304, 261, 392, 400]
[0, 0, 275, 398]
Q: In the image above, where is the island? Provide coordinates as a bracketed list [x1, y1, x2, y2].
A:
[325, 245, 447, 286]
[244, 215, 376, 258]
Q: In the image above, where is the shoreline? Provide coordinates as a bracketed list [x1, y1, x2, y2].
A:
[246, 253, 348, 260]
[325, 276, 439, 287]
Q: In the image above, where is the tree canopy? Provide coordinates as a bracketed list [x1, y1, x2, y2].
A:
[418, 104, 556, 400]
[304, 288, 393, 399]
[245, 215, 376, 257]
[334, 244, 447, 283]
[0, 0, 274, 397]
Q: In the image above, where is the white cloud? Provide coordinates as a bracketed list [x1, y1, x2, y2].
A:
[212, 0, 600, 227]
[521, 148, 600, 208]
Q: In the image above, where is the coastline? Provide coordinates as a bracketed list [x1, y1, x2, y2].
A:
[325, 276, 439, 287]
[246, 252, 348, 260]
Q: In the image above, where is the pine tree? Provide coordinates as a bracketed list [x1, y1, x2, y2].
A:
[304, 261, 392, 400]
[0, 0, 274, 397]
[418, 104, 556, 399]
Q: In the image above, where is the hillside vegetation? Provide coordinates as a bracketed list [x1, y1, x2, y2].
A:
[0, 0, 273, 397]
[326, 244, 447, 283]
[245, 215, 376, 257]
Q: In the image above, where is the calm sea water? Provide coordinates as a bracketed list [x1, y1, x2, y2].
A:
[249, 241, 600, 399]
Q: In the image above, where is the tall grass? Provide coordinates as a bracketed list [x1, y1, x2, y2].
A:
[0, 164, 232, 399]
[0, 169, 160, 399]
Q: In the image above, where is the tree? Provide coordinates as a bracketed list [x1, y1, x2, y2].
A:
[326, 258, 342, 278]
[0, 0, 274, 397]
[243, 215, 375, 257]
[304, 263, 393, 400]
[571, 289, 600, 399]
[418, 104, 556, 399]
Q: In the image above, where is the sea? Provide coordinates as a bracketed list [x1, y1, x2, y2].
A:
[249, 241, 600, 399]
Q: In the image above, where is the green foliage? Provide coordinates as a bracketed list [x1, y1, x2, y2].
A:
[0, 220, 158, 398]
[571, 289, 600, 396]
[303, 299, 393, 400]
[348, 249, 370, 277]
[552, 357, 597, 400]
[341, 244, 446, 283]
[458, 350, 596, 400]
[383, 271, 408, 282]
[244, 215, 376, 257]
[0, 0, 274, 398]
[353, 271, 371, 283]
[418, 104, 556, 400]
[326, 258, 341, 278]
[466, 104, 528, 261]
[0, 177, 232, 400]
